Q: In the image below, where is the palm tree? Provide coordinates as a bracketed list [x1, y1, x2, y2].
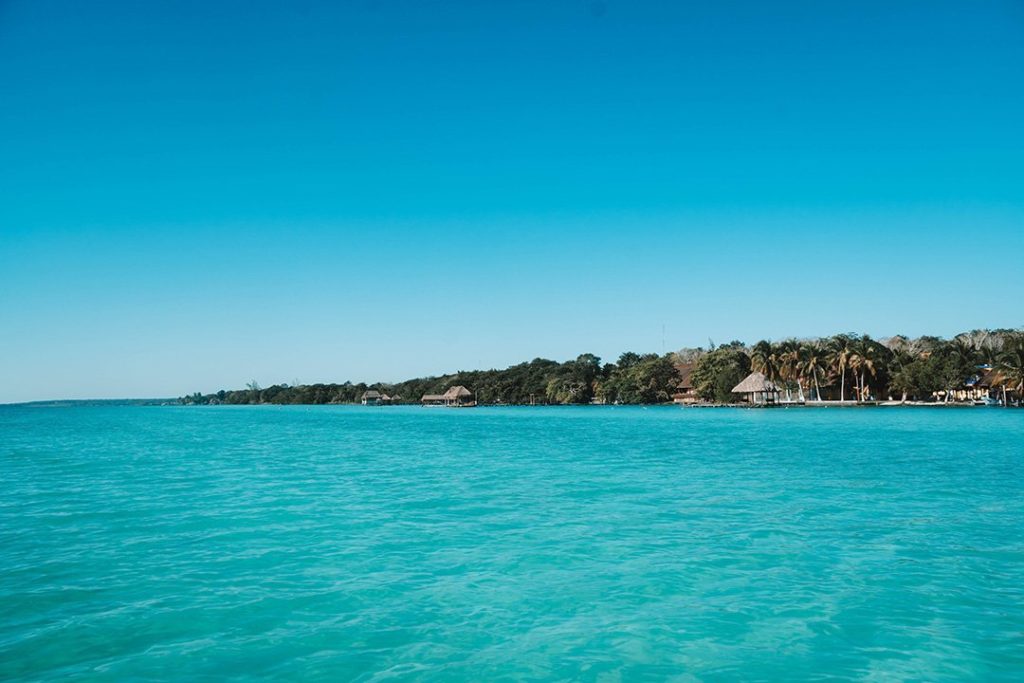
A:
[849, 335, 882, 402]
[750, 340, 781, 385]
[997, 337, 1024, 406]
[776, 339, 804, 402]
[798, 341, 828, 401]
[884, 335, 914, 403]
[826, 335, 854, 402]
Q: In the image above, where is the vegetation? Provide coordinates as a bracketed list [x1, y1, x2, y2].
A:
[180, 328, 1024, 406]
[690, 343, 750, 403]
[182, 354, 684, 407]
[684, 329, 1023, 406]
[598, 353, 681, 404]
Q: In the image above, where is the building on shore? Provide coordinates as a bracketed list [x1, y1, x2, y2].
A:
[672, 363, 698, 404]
[731, 372, 779, 405]
[935, 366, 1012, 404]
[442, 385, 475, 406]
[421, 386, 476, 407]
[361, 390, 384, 406]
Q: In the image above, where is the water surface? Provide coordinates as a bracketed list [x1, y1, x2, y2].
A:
[2, 405, 1022, 681]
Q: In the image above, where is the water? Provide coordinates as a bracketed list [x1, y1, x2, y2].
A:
[1, 405, 1022, 681]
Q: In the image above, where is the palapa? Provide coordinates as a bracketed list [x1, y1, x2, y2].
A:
[731, 372, 777, 394]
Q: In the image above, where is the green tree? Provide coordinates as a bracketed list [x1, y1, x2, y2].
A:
[692, 347, 751, 403]
[599, 353, 679, 404]
[750, 340, 780, 385]
[996, 336, 1024, 406]
[797, 341, 828, 401]
[826, 335, 855, 402]
[776, 339, 804, 402]
[849, 335, 888, 402]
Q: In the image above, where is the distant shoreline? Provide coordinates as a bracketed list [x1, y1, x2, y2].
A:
[3, 399, 1012, 409]
[1, 398, 175, 408]
[8, 329, 1020, 409]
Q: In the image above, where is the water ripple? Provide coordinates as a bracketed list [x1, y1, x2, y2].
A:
[1, 405, 1023, 681]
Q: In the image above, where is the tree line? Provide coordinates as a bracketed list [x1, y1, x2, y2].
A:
[180, 328, 1024, 406]
[181, 352, 681, 406]
[687, 329, 1024, 404]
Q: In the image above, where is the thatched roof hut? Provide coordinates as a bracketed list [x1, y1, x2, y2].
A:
[731, 372, 779, 404]
[672, 362, 698, 404]
[731, 372, 775, 393]
[442, 386, 472, 400]
[436, 385, 474, 406]
[423, 386, 475, 406]
[676, 363, 695, 390]
[976, 369, 1002, 389]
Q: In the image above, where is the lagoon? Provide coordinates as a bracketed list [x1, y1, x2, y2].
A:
[2, 405, 1023, 681]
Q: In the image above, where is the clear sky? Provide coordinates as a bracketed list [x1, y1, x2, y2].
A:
[2, 1, 1023, 403]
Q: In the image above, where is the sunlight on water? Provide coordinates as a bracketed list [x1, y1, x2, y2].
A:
[2, 406, 1023, 681]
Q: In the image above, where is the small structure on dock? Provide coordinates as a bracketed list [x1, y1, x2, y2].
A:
[361, 390, 384, 406]
[442, 385, 474, 406]
[672, 363, 698, 404]
[421, 386, 476, 407]
[731, 372, 779, 405]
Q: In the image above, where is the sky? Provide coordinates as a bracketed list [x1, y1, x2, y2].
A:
[1, 0, 1023, 403]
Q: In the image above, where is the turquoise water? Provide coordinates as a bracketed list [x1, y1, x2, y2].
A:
[2, 406, 1022, 681]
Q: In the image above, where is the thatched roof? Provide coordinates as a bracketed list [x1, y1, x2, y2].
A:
[421, 394, 445, 401]
[362, 390, 381, 399]
[674, 363, 695, 390]
[977, 370, 1003, 388]
[731, 372, 777, 394]
[443, 385, 473, 399]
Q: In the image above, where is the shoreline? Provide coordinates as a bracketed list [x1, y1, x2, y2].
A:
[6, 400, 1016, 409]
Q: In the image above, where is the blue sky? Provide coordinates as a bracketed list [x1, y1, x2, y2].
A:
[2, 0, 1022, 402]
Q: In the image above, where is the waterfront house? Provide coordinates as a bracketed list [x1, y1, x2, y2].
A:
[361, 390, 383, 406]
[934, 366, 1006, 403]
[442, 385, 475, 407]
[976, 370, 1008, 404]
[422, 386, 475, 407]
[672, 363, 698, 404]
[731, 372, 779, 405]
